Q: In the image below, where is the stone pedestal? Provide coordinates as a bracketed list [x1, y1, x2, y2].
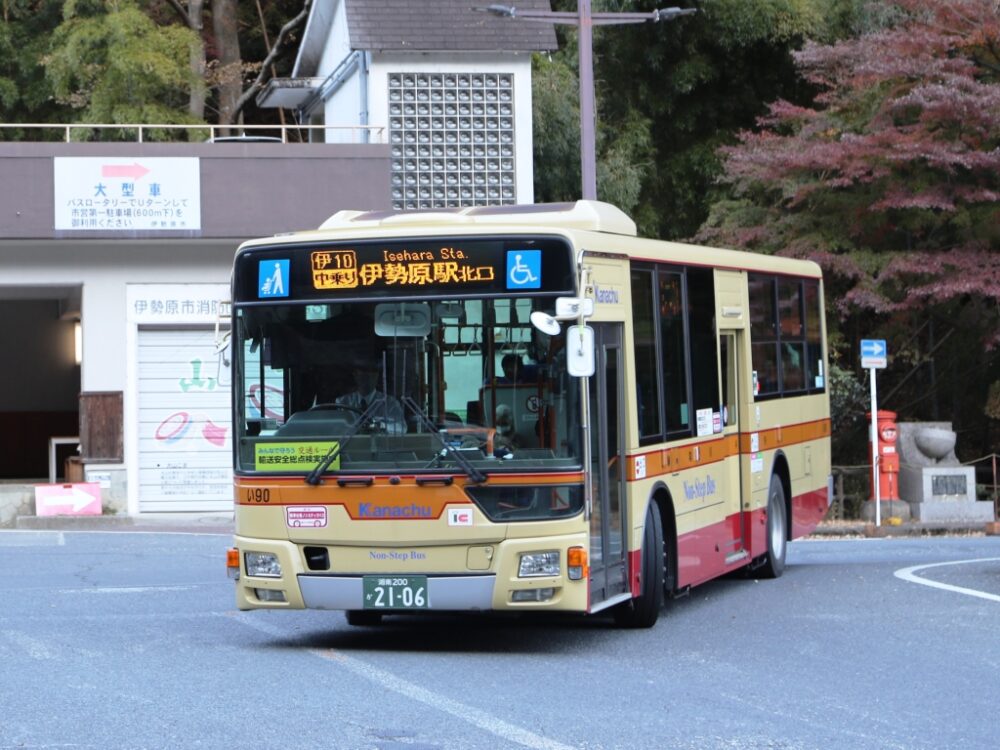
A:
[903, 465, 994, 521]
[860, 499, 911, 523]
[897, 422, 995, 523]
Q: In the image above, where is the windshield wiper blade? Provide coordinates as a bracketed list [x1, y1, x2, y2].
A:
[401, 396, 487, 483]
[304, 400, 384, 486]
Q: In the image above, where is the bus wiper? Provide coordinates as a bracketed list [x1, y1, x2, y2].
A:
[401, 396, 487, 483]
[304, 399, 384, 486]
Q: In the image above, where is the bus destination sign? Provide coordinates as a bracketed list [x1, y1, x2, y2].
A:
[234, 237, 576, 302]
[311, 247, 496, 291]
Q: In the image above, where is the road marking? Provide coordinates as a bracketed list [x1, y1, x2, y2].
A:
[0, 531, 66, 546]
[233, 613, 576, 750]
[2, 629, 57, 660]
[894, 557, 1000, 603]
[58, 585, 206, 595]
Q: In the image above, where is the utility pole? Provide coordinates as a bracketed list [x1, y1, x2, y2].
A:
[483, 3, 696, 200]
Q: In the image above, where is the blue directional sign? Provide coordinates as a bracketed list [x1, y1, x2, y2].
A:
[860, 339, 887, 369]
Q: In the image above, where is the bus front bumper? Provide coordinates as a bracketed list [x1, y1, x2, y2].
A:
[231, 535, 589, 613]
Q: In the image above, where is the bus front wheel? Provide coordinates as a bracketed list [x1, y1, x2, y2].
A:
[758, 475, 787, 579]
[614, 501, 664, 628]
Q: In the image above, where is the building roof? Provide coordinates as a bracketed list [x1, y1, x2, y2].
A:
[344, 0, 558, 54]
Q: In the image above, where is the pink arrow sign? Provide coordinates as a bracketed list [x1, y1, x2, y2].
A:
[34, 483, 102, 516]
[101, 162, 150, 180]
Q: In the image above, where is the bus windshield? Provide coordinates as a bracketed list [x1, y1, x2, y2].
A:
[233, 296, 582, 477]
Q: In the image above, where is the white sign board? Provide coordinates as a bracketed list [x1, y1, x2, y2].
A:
[54, 157, 201, 231]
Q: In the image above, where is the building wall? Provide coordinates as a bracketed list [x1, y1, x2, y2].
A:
[0, 142, 390, 239]
[367, 53, 536, 206]
[0, 141, 390, 511]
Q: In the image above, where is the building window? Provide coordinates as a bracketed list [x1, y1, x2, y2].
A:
[388, 72, 516, 210]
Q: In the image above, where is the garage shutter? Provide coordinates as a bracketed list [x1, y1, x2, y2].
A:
[137, 328, 232, 512]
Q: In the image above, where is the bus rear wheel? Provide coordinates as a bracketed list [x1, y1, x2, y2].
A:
[614, 501, 664, 628]
[345, 610, 382, 626]
[757, 475, 787, 579]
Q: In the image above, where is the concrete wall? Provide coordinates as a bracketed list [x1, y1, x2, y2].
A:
[0, 141, 390, 239]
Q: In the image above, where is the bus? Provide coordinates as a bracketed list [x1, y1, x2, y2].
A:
[225, 200, 831, 627]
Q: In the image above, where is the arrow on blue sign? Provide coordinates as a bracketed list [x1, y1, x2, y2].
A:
[861, 339, 886, 358]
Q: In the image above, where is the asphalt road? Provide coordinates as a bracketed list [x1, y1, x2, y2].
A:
[1, 530, 997, 750]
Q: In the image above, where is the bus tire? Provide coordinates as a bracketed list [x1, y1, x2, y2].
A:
[758, 474, 787, 579]
[345, 610, 382, 626]
[614, 501, 664, 628]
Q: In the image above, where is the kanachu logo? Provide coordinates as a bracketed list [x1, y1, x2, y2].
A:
[358, 503, 433, 519]
[594, 283, 620, 304]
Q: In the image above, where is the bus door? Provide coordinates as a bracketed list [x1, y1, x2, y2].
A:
[588, 323, 629, 605]
[720, 331, 747, 563]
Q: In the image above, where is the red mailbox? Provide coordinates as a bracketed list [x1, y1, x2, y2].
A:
[868, 410, 899, 501]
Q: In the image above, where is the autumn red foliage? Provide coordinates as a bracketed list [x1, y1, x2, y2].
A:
[699, 0, 1000, 333]
[698, 0, 1000, 464]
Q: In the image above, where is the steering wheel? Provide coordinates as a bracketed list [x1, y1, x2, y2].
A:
[308, 402, 363, 415]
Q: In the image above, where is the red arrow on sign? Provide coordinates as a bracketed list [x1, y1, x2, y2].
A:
[101, 162, 150, 180]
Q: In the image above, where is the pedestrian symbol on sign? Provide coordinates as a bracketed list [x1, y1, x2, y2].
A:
[259, 259, 290, 298]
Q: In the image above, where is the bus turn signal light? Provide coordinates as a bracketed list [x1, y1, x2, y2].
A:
[226, 548, 240, 579]
[567, 546, 587, 581]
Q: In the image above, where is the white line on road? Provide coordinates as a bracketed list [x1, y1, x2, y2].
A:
[58, 585, 206, 595]
[233, 612, 577, 750]
[894, 557, 1000, 603]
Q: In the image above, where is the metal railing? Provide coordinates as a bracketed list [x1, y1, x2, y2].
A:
[0, 122, 386, 144]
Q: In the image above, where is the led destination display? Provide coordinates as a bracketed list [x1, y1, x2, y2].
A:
[234, 236, 576, 302]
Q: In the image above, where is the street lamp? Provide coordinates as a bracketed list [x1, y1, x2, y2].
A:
[482, 3, 697, 200]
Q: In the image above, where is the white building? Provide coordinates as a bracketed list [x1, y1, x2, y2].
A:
[257, 0, 557, 210]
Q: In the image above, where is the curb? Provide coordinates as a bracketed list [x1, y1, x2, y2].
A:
[808, 521, 994, 538]
[13, 514, 234, 534]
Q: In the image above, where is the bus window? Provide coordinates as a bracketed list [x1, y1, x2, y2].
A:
[630, 266, 661, 442]
[687, 267, 719, 427]
[659, 269, 689, 433]
[805, 281, 825, 390]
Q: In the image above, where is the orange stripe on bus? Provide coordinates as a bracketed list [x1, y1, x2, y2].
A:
[626, 418, 830, 481]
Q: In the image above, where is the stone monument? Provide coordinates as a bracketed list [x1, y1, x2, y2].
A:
[897, 422, 994, 522]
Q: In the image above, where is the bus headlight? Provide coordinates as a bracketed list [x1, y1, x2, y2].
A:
[245, 551, 282, 578]
[518, 551, 560, 577]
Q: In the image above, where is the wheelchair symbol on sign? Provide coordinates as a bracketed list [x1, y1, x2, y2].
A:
[509, 254, 538, 286]
[507, 250, 541, 289]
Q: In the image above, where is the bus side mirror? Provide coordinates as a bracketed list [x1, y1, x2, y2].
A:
[566, 325, 595, 377]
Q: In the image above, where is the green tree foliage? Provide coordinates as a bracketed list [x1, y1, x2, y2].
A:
[698, 0, 1000, 463]
[42, 0, 202, 133]
[0, 1, 67, 127]
[0, 0, 308, 134]
[532, 0, 847, 237]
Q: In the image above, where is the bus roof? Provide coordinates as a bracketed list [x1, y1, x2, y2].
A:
[239, 201, 821, 279]
[317, 201, 638, 236]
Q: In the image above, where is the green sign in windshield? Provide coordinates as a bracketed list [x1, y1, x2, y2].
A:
[254, 442, 339, 470]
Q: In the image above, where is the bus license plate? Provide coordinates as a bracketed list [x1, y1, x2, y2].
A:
[362, 575, 428, 610]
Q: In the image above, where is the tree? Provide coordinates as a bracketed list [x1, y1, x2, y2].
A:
[0, 1, 86, 128]
[0, 1, 309, 134]
[697, 0, 1000, 461]
[532, 0, 846, 237]
[161, 0, 311, 126]
[43, 0, 202, 133]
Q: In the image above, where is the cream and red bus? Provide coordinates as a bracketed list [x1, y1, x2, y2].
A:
[226, 201, 831, 627]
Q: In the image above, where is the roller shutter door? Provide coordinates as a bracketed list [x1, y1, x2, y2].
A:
[137, 328, 232, 512]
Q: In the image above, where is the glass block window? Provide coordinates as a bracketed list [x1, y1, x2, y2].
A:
[388, 72, 516, 210]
